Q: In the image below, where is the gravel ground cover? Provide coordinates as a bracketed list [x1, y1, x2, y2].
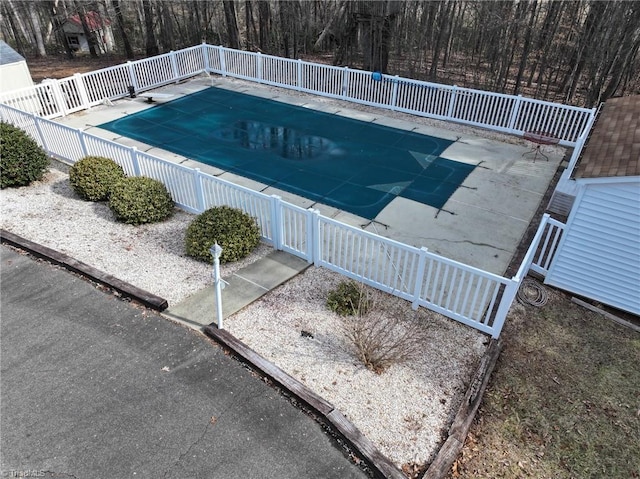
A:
[1, 164, 488, 472]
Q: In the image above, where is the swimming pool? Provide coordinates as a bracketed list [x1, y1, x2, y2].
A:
[99, 87, 474, 220]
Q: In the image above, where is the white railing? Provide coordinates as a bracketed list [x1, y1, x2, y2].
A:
[0, 82, 63, 118]
[83, 63, 132, 105]
[0, 44, 588, 337]
[527, 215, 566, 277]
[0, 43, 595, 146]
[315, 215, 422, 301]
[204, 45, 596, 146]
[1, 100, 536, 338]
[313, 216, 516, 336]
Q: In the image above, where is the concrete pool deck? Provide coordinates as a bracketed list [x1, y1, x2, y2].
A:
[53, 75, 566, 276]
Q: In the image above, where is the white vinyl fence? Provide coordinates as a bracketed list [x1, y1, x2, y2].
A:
[0, 100, 549, 338]
[202, 45, 596, 146]
[527, 215, 566, 278]
[0, 43, 595, 145]
[0, 44, 580, 337]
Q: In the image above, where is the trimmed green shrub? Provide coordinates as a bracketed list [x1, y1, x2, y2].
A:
[108, 176, 174, 225]
[185, 206, 261, 264]
[327, 280, 371, 316]
[69, 156, 125, 201]
[0, 122, 49, 189]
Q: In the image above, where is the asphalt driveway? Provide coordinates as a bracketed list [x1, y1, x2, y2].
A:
[0, 245, 369, 479]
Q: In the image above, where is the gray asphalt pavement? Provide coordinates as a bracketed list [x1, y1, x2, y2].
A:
[0, 245, 370, 479]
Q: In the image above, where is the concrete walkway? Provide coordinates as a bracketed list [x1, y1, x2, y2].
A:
[164, 250, 310, 327]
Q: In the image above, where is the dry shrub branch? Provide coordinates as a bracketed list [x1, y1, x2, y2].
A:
[329, 281, 430, 373]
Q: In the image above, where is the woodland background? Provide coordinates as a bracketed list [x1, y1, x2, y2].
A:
[2, 0, 639, 108]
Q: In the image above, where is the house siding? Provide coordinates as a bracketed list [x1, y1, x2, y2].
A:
[0, 62, 34, 93]
[0, 42, 33, 94]
[545, 180, 640, 314]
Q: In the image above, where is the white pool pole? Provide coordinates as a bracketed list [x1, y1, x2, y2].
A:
[210, 242, 224, 329]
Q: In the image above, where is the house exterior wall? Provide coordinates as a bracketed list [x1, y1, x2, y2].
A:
[545, 178, 640, 315]
[63, 23, 114, 53]
[0, 62, 34, 94]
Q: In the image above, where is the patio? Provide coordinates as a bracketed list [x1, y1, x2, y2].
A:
[53, 75, 566, 276]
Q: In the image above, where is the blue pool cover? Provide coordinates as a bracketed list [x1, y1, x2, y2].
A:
[99, 87, 475, 220]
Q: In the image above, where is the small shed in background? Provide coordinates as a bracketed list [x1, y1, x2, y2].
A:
[62, 11, 115, 54]
[544, 95, 640, 315]
[0, 41, 34, 94]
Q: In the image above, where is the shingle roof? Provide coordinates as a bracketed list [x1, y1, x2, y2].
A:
[67, 11, 111, 31]
[574, 95, 640, 179]
[0, 41, 26, 66]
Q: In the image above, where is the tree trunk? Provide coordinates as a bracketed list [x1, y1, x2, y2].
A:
[561, 1, 607, 102]
[111, 0, 134, 58]
[429, 1, 455, 81]
[527, 0, 563, 87]
[245, 1, 258, 50]
[314, 0, 349, 51]
[6, 1, 32, 55]
[586, 3, 640, 105]
[601, 35, 640, 101]
[222, 0, 240, 49]
[258, 0, 271, 51]
[2, 2, 27, 56]
[142, 0, 159, 56]
[158, 1, 175, 51]
[28, 2, 47, 56]
[47, 0, 74, 59]
[74, 1, 99, 57]
[513, 0, 538, 95]
[358, 1, 400, 73]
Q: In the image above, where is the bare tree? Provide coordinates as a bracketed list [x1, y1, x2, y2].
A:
[47, 0, 74, 59]
[222, 0, 240, 49]
[4, 0, 637, 107]
[142, 0, 158, 56]
[111, 0, 134, 58]
[74, 0, 99, 57]
[244, 0, 258, 50]
[27, 2, 47, 56]
[2, 1, 28, 55]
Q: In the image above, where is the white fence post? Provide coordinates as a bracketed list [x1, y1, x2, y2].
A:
[169, 51, 180, 82]
[257, 52, 263, 81]
[507, 94, 522, 133]
[218, 46, 227, 77]
[127, 61, 139, 91]
[391, 76, 399, 111]
[305, 207, 315, 263]
[43, 79, 67, 117]
[447, 85, 458, 120]
[194, 168, 205, 212]
[342, 66, 349, 99]
[202, 42, 210, 73]
[33, 117, 49, 155]
[129, 147, 141, 176]
[270, 195, 282, 250]
[411, 247, 429, 310]
[490, 279, 519, 338]
[73, 73, 91, 109]
[77, 129, 88, 157]
[296, 59, 303, 91]
[311, 209, 321, 266]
